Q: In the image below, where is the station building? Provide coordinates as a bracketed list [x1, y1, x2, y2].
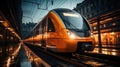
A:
[74, 0, 120, 47]
[0, 0, 22, 43]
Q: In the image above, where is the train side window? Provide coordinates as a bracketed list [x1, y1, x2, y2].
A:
[48, 18, 55, 32]
[39, 24, 42, 34]
[36, 26, 39, 34]
[42, 19, 47, 33]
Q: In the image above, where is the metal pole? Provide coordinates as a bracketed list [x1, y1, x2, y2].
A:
[97, 17, 102, 53]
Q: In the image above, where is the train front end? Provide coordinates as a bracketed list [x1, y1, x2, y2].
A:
[53, 8, 95, 53]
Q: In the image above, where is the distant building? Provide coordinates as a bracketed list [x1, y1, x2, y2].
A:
[74, 0, 120, 47]
[22, 22, 37, 39]
[0, 0, 22, 43]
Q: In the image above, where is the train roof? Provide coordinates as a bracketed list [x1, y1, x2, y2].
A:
[29, 8, 76, 34]
[51, 8, 75, 13]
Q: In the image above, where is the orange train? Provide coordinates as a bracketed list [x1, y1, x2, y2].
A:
[24, 8, 95, 53]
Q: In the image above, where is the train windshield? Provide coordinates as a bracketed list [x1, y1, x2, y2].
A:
[56, 9, 90, 31]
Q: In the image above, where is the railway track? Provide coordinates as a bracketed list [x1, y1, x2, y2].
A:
[25, 43, 118, 67]
[71, 54, 118, 67]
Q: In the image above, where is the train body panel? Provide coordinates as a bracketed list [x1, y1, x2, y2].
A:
[24, 8, 95, 53]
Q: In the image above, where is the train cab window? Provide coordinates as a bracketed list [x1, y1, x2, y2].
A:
[48, 18, 55, 32]
[55, 9, 90, 31]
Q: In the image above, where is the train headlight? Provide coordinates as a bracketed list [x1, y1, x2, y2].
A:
[70, 34, 75, 39]
[67, 31, 75, 39]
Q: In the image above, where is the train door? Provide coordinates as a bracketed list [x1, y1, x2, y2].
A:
[47, 17, 58, 48]
[41, 18, 47, 47]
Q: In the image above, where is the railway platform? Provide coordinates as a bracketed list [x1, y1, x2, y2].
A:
[90, 45, 120, 56]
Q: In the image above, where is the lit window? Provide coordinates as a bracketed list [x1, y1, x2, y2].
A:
[103, 24, 106, 27]
[112, 23, 116, 26]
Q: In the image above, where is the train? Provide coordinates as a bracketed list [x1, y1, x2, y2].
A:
[24, 8, 95, 53]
